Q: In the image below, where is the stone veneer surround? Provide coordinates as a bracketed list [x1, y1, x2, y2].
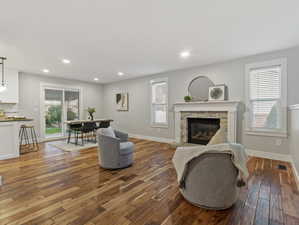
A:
[173, 101, 240, 145]
[180, 111, 228, 144]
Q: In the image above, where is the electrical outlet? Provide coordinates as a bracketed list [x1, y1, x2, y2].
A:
[275, 139, 282, 146]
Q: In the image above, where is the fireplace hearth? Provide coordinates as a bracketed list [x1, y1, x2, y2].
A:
[187, 118, 220, 145]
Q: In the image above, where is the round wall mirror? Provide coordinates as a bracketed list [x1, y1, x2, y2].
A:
[188, 76, 214, 101]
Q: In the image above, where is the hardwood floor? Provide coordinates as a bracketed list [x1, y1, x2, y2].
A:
[0, 139, 298, 225]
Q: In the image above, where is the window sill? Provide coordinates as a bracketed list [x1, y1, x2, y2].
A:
[245, 130, 287, 138]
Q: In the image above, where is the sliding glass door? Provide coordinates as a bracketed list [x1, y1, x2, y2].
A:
[65, 90, 80, 121]
[45, 89, 64, 138]
[43, 86, 81, 139]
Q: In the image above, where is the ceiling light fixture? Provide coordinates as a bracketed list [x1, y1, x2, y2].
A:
[42, 69, 50, 73]
[94, 78, 99, 81]
[0, 57, 7, 93]
[118, 72, 124, 76]
[62, 59, 71, 64]
[180, 50, 191, 59]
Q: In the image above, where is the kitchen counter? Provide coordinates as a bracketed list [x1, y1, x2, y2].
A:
[0, 120, 33, 160]
[0, 118, 33, 122]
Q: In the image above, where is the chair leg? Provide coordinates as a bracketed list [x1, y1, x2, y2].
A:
[81, 132, 84, 146]
[24, 128, 30, 146]
[19, 128, 24, 146]
[19, 127, 22, 138]
[93, 130, 96, 143]
[32, 128, 39, 149]
[67, 129, 71, 144]
[30, 128, 34, 148]
[75, 131, 78, 145]
[19, 128, 23, 146]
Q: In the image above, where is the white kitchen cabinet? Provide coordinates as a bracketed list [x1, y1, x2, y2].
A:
[0, 69, 19, 103]
[0, 122, 20, 160]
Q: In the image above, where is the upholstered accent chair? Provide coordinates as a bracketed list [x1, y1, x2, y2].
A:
[97, 128, 134, 169]
[180, 152, 240, 210]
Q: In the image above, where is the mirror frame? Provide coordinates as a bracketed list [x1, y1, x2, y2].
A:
[188, 75, 215, 101]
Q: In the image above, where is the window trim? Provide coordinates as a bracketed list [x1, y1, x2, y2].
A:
[244, 58, 287, 137]
[150, 77, 169, 128]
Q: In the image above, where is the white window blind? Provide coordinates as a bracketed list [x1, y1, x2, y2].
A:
[249, 66, 281, 129]
[151, 78, 168, 126]
[246, 58, 287, 136]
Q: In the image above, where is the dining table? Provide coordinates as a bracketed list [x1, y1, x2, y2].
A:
[65, 119, 113, 126]
[65, 119, 113, 145]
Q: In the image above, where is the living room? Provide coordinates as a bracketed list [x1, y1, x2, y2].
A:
[0, 1, 299, 225]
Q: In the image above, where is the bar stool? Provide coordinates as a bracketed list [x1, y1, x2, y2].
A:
[19, 124, 39, 154]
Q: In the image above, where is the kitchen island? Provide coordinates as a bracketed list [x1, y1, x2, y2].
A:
[0, 119, 33, 160]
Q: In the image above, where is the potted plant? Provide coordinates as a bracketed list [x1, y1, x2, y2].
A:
[87, 107, 96, 120]
[184, 96, 192, 102]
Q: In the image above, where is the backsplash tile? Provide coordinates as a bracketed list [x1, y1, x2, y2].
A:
[0, 104, 19, 115]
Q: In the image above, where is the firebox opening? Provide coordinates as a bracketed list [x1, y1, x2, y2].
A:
[187, 118, 220, 145]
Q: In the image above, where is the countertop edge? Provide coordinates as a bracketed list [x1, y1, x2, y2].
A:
[0, 119, 33, 123]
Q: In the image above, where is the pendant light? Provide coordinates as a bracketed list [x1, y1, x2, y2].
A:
[0, 57, 7, 92]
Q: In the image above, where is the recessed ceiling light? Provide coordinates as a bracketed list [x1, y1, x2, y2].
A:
[180, 50, 191, 59]
[42, 69, 50, 73]
[62, 59, 71, 64]
[118, 72, 124, 76]
[94, 78, 99, 81]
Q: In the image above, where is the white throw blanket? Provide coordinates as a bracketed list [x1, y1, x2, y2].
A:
[172, 143, 249, 188]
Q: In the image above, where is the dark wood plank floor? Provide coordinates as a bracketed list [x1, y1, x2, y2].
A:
[0, 139, 298, 225]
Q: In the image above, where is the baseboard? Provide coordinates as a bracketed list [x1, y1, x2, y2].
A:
[129, 133, 174, 144]
[245, 149, 292, 162]
[0, 153, 19, 160]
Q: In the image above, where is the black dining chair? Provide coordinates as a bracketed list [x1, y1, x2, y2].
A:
[79, 122, 97, 144]
[96, 121, 111, 129]
[67, 123, 83, 145]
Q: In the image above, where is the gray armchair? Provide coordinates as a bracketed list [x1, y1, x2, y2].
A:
[97, 129, 134, 169]
[180, 153, 240, 210]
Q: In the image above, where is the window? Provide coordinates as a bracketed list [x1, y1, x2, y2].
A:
[150, 78, 168, 127]
[245, 58, 287, 137]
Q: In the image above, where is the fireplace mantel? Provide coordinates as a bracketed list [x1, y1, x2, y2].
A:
[173, 101, 240, 144]
[174, 101, 240, 112]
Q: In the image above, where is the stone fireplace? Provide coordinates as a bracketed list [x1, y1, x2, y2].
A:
[174, 101, 239, 145]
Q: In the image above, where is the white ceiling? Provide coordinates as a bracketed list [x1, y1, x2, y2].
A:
[1, 0, 299, 83]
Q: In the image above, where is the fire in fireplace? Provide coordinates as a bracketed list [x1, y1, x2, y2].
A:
[187, 118, 220, 145]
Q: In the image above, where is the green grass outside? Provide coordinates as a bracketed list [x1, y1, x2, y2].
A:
[46, 127, 62, 134]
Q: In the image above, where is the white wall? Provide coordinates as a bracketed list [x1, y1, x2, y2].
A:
[103, 46, 299, 155]
[17, 72, 104, 138]
[1, 46, 298, 156]
[289, 106, 299, 175]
